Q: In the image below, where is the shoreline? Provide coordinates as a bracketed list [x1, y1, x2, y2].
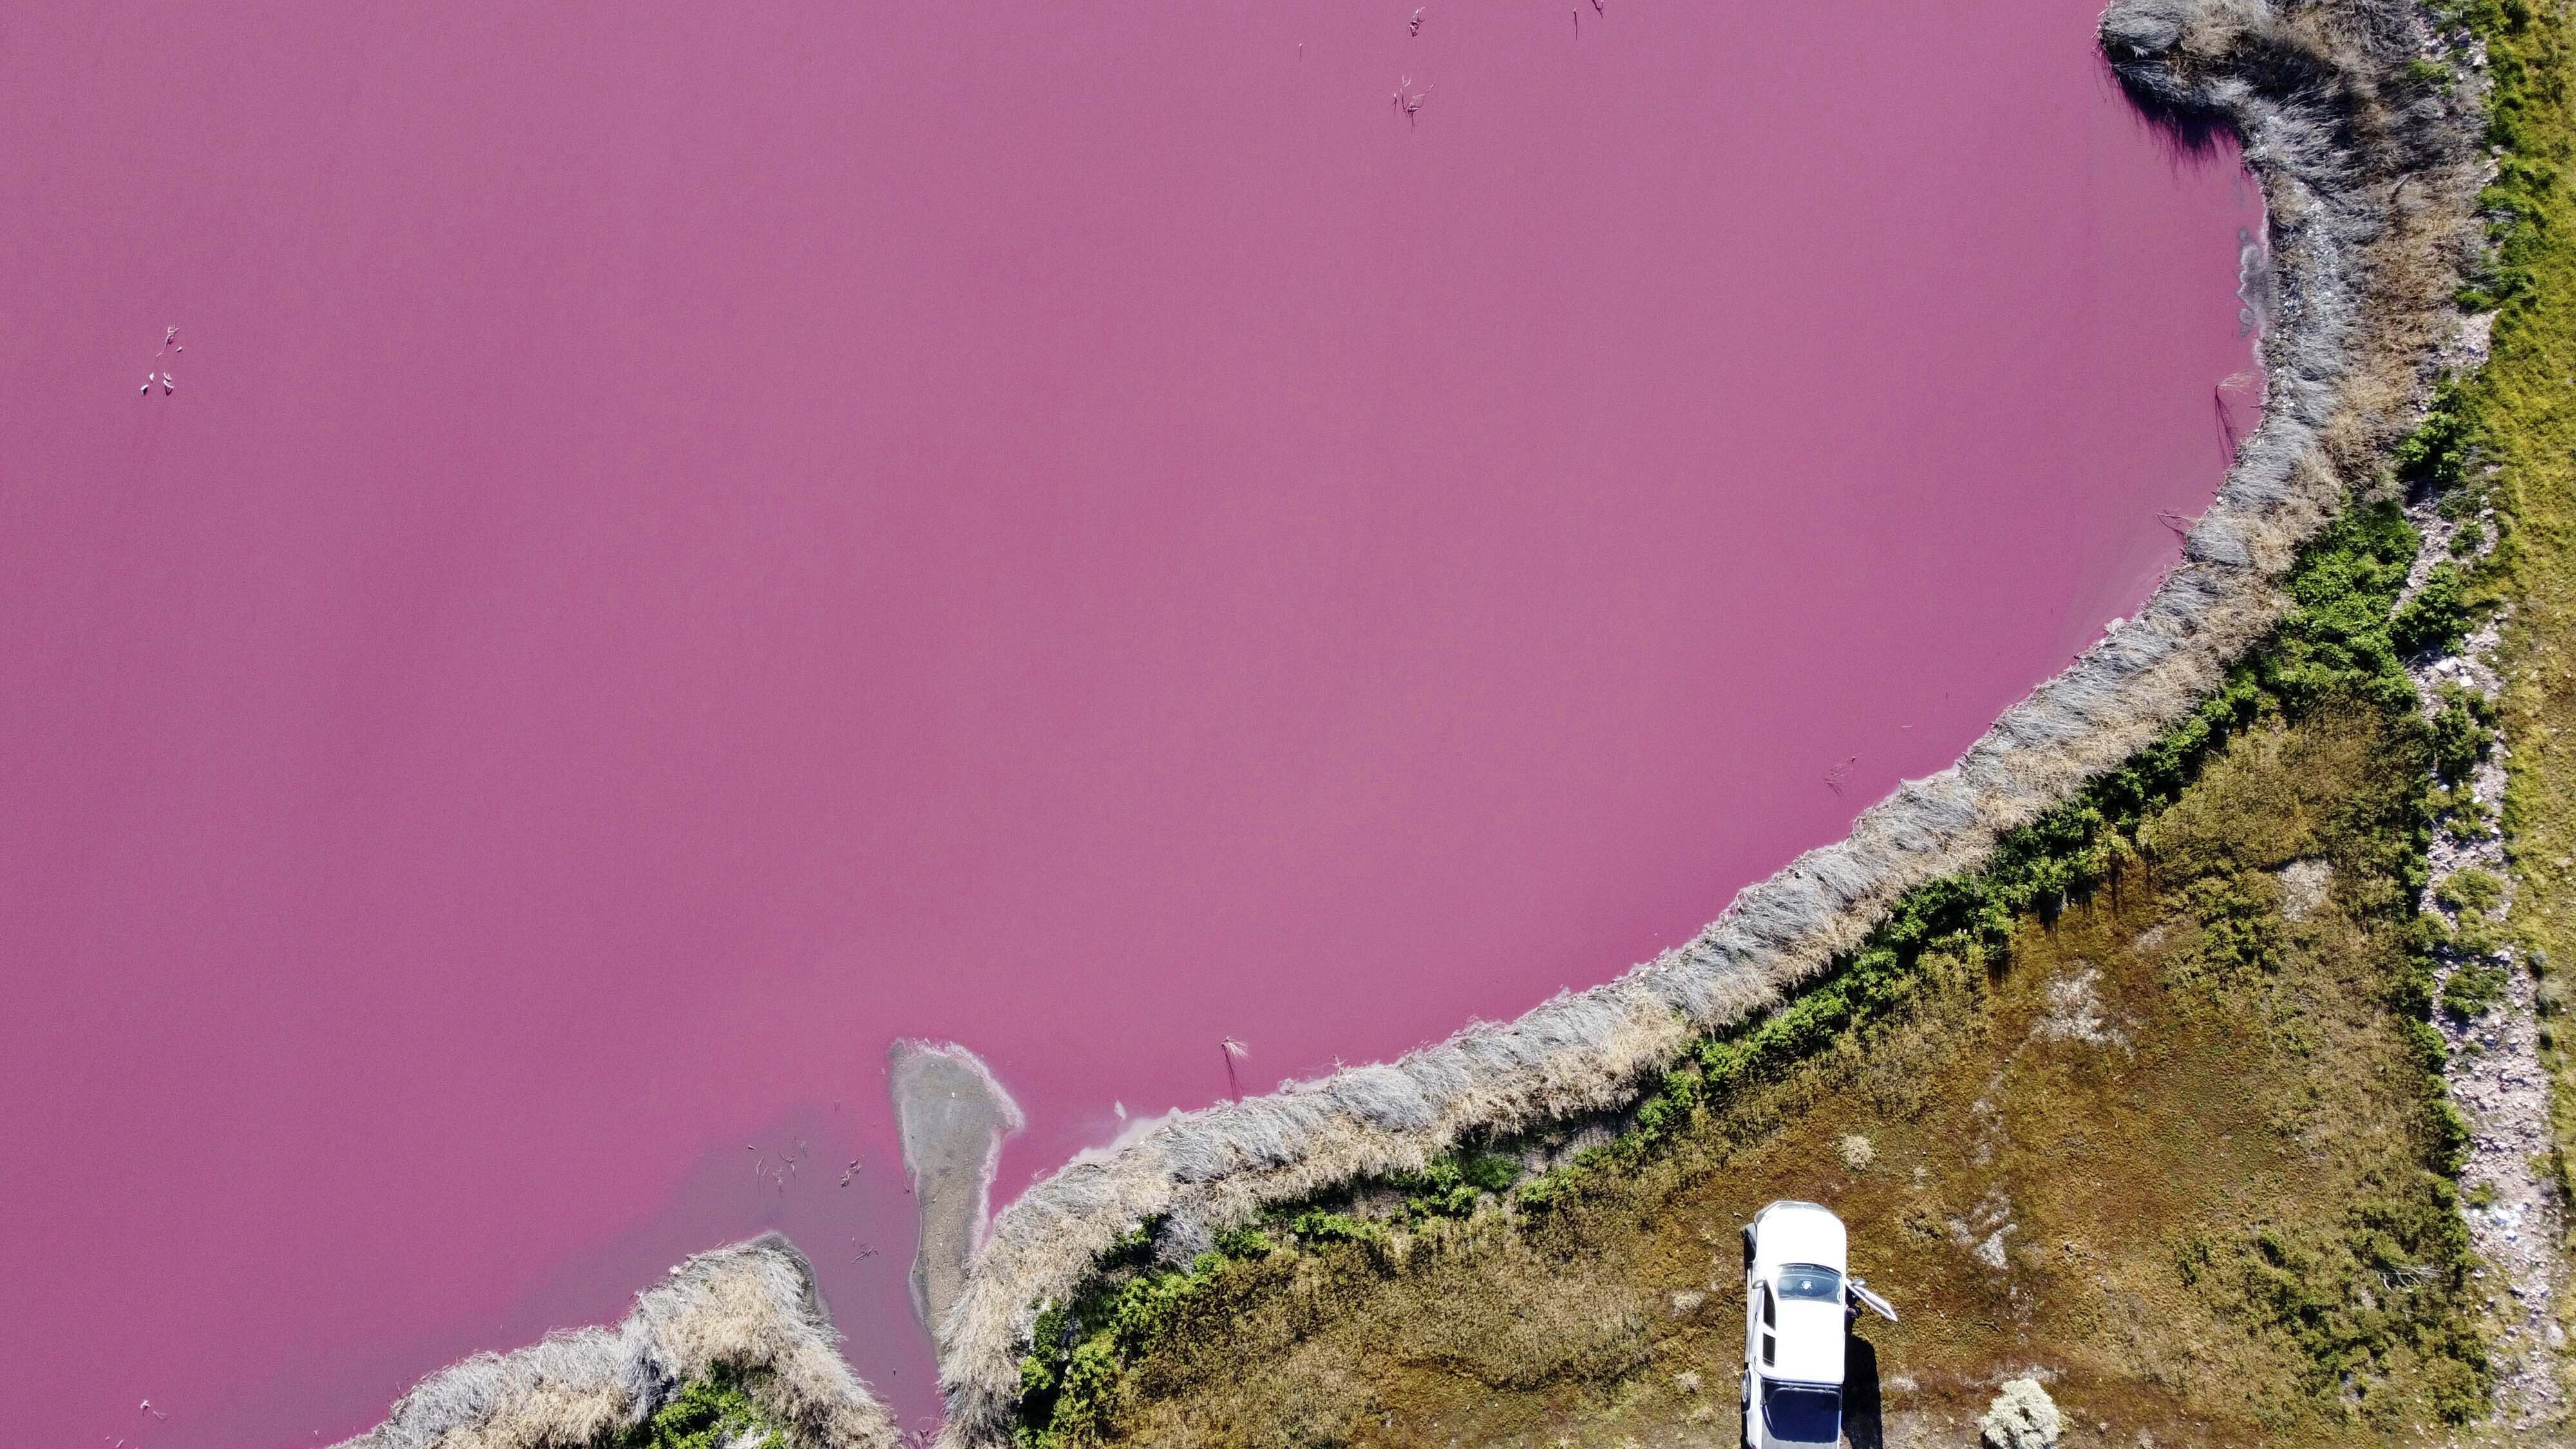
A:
[331, 1235, 900, 1449]
[932, 1, 2491, 1441]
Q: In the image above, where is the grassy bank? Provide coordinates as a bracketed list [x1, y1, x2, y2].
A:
[2454, 0, 2576, 1399]
[1005, 481, 2499, 1448]
[1015, 699, 2481, 1446]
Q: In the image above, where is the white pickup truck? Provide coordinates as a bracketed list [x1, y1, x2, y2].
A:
[1739, 1200, 1897, 1449]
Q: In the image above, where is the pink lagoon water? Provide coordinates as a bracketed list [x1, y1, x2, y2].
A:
[0, 1, 2262, 1441]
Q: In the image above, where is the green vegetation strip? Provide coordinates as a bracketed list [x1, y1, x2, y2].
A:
[615, 1373, 786, 1449]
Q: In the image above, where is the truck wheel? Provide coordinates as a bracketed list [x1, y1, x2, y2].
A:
[1740, 1222, 1756, 1273]
[1738, 1368, 1754, 1449]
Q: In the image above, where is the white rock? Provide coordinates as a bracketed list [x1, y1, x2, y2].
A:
[1979, 1377, 2063, 1449]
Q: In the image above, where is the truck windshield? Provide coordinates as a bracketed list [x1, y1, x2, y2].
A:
[1761, 1382, 1842, 1444]
[1775, 1265, 1843, 1302]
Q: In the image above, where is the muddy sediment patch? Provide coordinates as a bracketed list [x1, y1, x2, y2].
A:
[893, 1040, 1027, 1340]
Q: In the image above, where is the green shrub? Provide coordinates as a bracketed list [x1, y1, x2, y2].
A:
[2392, 565, 2479, 658]
[617, 1374, 784, 1449]
[2175, 1175, 2485, 1426]
[2443, 958, 2510, 1018]
[2435, 867, 2505, 916]
[1211, 1224, 1276, 1259]
[2428, 688, 2497, 786]
[1287, 1210, 1387, 1247]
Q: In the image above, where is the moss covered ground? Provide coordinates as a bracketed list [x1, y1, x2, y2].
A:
[2456, 0, 2576, 1409]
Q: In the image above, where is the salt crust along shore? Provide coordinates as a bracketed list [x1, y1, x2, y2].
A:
[328, 2, 2490, 1446]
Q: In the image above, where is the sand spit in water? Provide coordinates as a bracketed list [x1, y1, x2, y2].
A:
[926, 1, 2492, 1440]
[891, 1041, 1027, 1341]
[328, 1235, 900, 1449]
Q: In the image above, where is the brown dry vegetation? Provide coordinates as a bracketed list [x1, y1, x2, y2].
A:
[1063, 707, 2479, 1449]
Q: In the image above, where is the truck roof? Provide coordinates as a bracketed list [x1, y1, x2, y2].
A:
[1766, 1298, 1847, 1385]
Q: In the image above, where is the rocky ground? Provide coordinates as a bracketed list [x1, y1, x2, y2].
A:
[2407, 486, 2570, 1438]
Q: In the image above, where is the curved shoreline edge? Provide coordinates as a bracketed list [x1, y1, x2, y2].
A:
[334, 1235, 900, 1449]
[933, 1, 2489, 1441]
[319, 3, 2492, 1446]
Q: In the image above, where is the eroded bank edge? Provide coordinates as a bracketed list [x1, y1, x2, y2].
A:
[331, 1235, 904, 1449]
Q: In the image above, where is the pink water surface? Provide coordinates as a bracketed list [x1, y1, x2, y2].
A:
[1, 1, 2261, 1441]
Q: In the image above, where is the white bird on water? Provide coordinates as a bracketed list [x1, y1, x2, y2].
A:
[142, 327, 182, 395]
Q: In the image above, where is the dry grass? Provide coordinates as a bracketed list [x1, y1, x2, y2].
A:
[1067, 708, 2482, 1449]
[2467, 0, 2576, 1404]
[330, 1236, 901, 1449]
